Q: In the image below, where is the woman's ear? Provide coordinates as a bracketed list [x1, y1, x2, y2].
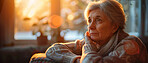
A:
[112, 24, 119, 33]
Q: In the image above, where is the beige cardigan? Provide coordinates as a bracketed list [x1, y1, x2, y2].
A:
[45, 30, 147, 63]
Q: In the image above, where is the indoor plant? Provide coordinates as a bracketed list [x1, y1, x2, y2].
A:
[32, 17, 51, 46]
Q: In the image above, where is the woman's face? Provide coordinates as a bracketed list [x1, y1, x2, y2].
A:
[88, 8, 117, 44]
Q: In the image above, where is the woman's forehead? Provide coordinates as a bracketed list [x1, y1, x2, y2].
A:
[88, 9, 106, 18]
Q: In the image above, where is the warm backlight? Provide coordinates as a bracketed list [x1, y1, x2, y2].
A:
[48, 15, 63, 28]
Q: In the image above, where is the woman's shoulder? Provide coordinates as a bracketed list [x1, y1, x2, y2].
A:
[122, 35, 144, 46]
[118, 30, 145, 48]
[120, 35, 145, 48]
[118, 35, 147, 55]
[124, 35, 141, 40]
[113, 35, 147, 63]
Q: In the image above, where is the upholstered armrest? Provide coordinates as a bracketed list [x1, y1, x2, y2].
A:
[30, 53, 55, 63]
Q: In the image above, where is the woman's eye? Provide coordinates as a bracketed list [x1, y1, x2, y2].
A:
[96, 19, 102, 22]
[88, 19, 91, 23]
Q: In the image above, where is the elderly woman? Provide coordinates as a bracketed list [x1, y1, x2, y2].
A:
[30, 0, 147, 63]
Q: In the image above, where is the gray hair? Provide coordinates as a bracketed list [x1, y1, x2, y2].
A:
[84, 0, 126, 29]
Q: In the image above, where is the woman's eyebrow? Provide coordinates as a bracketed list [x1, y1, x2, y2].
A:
[96, 16, 100, 18]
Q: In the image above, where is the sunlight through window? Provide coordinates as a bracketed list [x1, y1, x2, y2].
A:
[14, 0, 51, 40]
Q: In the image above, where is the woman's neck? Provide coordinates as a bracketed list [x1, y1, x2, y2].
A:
[96, 34, 113, 46]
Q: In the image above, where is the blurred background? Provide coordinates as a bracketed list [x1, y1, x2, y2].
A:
[0, 0, 148, 63]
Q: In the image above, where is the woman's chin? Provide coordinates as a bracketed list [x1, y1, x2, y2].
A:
[90, 36, 99, 42]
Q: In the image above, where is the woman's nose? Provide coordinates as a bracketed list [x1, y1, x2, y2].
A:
[88, 21, 96, 30]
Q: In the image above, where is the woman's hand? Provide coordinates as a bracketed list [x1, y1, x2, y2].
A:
[80, 31, 99, 63]
[85, 31, 95, 44]
[82, 31, 98, 54]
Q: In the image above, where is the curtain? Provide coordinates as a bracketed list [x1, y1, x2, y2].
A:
[0, 0, 4, 14]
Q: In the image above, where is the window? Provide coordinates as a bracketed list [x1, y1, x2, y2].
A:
[118, 0, 140, 36]
[14, 0, 88, 41]
[14, 0, 51, 40]
[60, 0, 89, 40]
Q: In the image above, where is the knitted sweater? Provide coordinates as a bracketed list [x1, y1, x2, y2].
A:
[45, 30, 147, 63]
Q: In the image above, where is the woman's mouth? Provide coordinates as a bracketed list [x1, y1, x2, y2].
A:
[90, 33, 98, 36]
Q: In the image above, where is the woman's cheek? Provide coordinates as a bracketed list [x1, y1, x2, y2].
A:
[96, 27, 108, 39]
